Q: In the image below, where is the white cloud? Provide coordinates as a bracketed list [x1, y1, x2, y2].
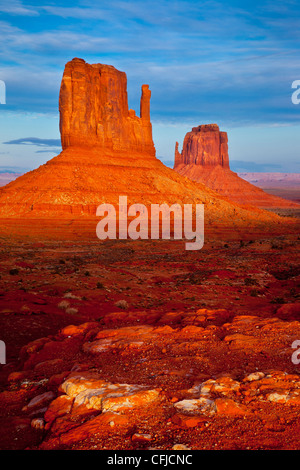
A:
[0, 0, 39, 16]
[41, 5, 111, 20]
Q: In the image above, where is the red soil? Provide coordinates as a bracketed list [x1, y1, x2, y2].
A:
[0, 226, 299, 450]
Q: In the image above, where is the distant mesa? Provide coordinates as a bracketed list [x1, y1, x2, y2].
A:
[174, 124, 299, 209]
[174, 124, 229, 169]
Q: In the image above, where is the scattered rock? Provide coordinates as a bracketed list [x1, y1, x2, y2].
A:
[102, 389, 160, 413]
[172, 444, 191, 450]
[276, 303, 300, 321]
[215, 398, 249, 416]
[244, 372, 265, 382]
[131, 433, 152, 443]
[60, 372, 160, 413]
[58, 300, 70, 310]
[44, 395, 74, 427]
[174, 398, 216, 416]
[65, 307, 78, 315]
[22, 391, 56, 413]
[115, 300, 129, 310]
[31, 418, 45, 430]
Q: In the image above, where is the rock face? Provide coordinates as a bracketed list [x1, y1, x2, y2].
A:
[174, 125, 299, 209]
[59, 58, 155, 156]
[174, 124, 229, 169]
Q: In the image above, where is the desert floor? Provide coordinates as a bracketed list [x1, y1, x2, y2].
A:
[0, 218, 299, 450]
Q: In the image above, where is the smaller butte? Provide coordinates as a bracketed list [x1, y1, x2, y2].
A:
[174, 124, 299, 209]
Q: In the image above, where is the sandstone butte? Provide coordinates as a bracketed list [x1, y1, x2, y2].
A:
[0, 58, 297, 238]
[173, 124, 300, 209]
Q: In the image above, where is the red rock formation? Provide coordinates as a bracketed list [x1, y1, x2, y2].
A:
[59, 58, 155, 155]
[0, 60, 295, 233]
[174, 124, 229, 169]
[174, 124, 299, 209]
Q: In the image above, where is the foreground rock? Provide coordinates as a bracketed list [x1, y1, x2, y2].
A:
[2, 309, 300, 450]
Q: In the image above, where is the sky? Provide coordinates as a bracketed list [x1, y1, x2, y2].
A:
[0, 0, 299, 173]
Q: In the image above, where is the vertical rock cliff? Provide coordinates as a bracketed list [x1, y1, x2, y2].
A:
[59, 58, 155, 156]
[174, 124, 229, 169]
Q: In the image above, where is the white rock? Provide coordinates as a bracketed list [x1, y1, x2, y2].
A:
[174, 397, 216, 415]
[60, 372, 159, 412]
[267, 392, 289, 403]
[244, 372, 265, 382]
[31, 418, 45, 430]
[172, 444, 191, 450]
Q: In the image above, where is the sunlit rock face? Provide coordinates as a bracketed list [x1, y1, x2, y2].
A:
[174, 124, 299, 209]
[174, 124, 229, 169]
[59, 58, 155, 156]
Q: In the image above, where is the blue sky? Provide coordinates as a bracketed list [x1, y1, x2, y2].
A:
[0, 0, 299, 173]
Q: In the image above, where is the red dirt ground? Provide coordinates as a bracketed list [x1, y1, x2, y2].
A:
[0, 220, 299, 450]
